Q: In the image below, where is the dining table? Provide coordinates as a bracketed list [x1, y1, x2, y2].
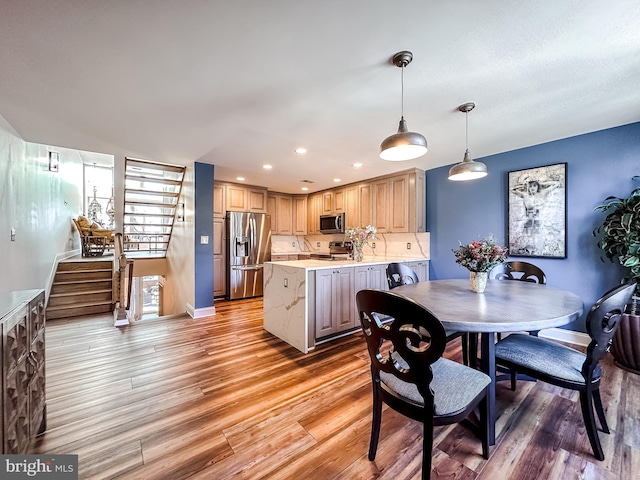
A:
[391, 278, 584, 445]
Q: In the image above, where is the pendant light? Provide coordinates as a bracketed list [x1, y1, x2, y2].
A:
[379, 51, 427, 161]
[448, 102, 487, 181]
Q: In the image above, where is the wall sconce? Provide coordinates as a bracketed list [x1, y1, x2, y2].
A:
[176, 202, 185, 222]
[48, 151, 59, 172]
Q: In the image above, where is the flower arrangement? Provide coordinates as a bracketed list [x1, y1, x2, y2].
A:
[453, 236, 508, 272]
[345, 225, 377, 261]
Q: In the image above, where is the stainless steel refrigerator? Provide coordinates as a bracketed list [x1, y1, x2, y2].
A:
[226, 211, 271, 299]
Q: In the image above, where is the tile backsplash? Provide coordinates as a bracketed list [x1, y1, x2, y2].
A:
[271, 232, 430, 259]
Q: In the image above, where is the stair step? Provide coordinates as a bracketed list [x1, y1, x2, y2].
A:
[46, 302, 113, 320]
[57, 261, 112, 272]
[54, 270, 112, 282]
[48, 290, 113, 307]
[51, 279, 112, 291]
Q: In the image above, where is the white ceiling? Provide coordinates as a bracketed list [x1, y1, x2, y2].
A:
[1, 1, 639, 194]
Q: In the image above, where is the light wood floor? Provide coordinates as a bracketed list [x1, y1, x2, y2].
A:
[35, 298, 640, 479]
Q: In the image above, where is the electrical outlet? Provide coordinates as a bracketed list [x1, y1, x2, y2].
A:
[200, 235, 209, 244]
[291, 241, 296, 247]
[10, 228, 16, 242]
[317, 242, 320, 247]
[372, 242, 376, 248]
[406, 242, 411, 250]
[284, 278, 288, 288]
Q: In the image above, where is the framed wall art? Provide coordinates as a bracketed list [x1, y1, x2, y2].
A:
[507, 163, 566, 258]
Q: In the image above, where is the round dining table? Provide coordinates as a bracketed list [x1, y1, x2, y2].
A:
[391, 278, 584, 445]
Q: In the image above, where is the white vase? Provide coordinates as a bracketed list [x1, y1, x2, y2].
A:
[469, 271, 488, 293]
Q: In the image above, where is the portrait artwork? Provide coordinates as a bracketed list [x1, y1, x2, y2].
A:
[508, 163, 566, 258]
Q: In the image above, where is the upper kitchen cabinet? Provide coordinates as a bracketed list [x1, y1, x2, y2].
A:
[307, 192, 322, 234]
[220, 182, 268, 213]
[292, 195, 307, 235]
[213, 184, 225, 217]
[267, 193, 293, 235]
[375, 169, 425, 233]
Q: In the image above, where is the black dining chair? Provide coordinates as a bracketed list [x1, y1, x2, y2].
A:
[386, 263, 471, 365]
[491, 261, 546, 284]
[494, 282, 635, 460]
[356, 289, 490, 479]
[386, 262, 419, 288]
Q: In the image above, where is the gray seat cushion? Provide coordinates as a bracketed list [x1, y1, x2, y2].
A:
[495, 333, 599, 385]
[379, 357, 491, 416]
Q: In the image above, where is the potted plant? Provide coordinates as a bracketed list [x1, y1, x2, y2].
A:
[594, 176, 640, 374]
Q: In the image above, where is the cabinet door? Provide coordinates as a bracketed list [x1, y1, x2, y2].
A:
[276, 195, 293, 234]
[266, 195, 277, 233]
[315, 270, 335, 338]
[334, 188, 345, 213]
[213, 217, 227, 297]
[390, 173, 409, 232]
[226, 184, 247, 211]
[333, 268, 354, 331]
[247, 188, 268, 213]
[344, 185, 359, 229]
[373, 179, 390, 232]
[292, 196, 307, 235]
[359, 183, 373, 227]
[322, 191, 334, 214]
[307, 193, 321, 234]
[213, 184, 226, 217]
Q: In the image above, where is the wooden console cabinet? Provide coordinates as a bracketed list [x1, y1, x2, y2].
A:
[0, 289, 46, 454]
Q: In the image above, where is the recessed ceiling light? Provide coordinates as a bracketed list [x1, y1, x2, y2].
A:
[294, 147, 308, 154]
[236, 176, 245, 181]
[301, 187, 309, 191]
[333, 178, 341, 182]
[262, 164, 273, 170]
[352, 162, 363, 168]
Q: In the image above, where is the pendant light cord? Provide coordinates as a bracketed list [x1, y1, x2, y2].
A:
[465, 110, 469, 151]
[400, 64, 405, 119]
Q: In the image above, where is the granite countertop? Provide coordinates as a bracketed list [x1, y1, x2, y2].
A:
[266, 256, 429, 271]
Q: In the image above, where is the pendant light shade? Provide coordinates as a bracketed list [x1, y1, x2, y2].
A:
[448, 102, 487, 181]
[380, 51, 427, 161]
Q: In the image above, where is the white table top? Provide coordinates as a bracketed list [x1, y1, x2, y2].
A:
[391, 279, 584, 333]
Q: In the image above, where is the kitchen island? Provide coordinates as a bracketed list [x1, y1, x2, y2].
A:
[263, 256, 428, 353]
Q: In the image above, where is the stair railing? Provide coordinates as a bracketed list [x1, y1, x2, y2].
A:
[113, 233, 134, 325]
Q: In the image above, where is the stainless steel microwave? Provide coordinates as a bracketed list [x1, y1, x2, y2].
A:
[319, 213, 345, 234]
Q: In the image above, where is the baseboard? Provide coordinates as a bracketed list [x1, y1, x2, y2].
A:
[538, 327, 590, 347]
[46, 249, 82, 303]
[186, 303, 216, 319]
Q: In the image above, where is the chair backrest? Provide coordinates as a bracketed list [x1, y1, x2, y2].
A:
[582, 282, 636, 379]
[356, 289, 446, 403]
[491, 261, 546, 284]
[386, 263, 419, 289]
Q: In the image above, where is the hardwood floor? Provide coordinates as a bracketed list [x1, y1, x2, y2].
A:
[35, 298, 640, 479]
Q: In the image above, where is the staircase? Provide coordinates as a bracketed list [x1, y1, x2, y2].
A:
[123, 157, 186, 258]
[47, 258, 113, 319]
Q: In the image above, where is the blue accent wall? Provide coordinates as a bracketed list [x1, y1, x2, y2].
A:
[194, 162, 214, 309]
[426, 122, 640, 331]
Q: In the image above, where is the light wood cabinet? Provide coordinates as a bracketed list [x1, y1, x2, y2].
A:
[1, 290, 46, 454]
[307, 193, 322, 234]
[321, 191, 334, 214]
[292, 196, 307, 235]
[359, 183, 373, 227]
[267, 193, 293, 235]
[220, 182, 268, 213]
[314, 268, 355, 338]
[213, 216, 226, 297]
[213, 184, 225, 216]
[373, 178, 391, 233]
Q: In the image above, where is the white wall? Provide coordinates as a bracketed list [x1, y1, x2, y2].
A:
[0, 113, 84, 294]
[164, 163, 195, 315]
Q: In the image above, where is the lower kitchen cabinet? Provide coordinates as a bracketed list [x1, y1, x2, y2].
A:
[405, 260, 429, 281]
[1, 289, 46, 454]
[315, 268, 355, 338]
